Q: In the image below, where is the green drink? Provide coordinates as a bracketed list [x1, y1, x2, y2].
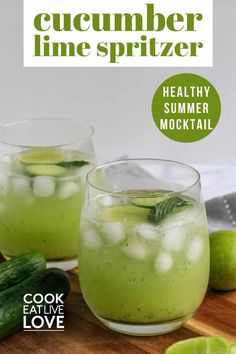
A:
[79, 159, 209, 336]
[0, 119, 95, 270]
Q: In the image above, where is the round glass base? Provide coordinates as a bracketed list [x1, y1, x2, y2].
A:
[46, 258, 78, 271]
[96, 315, 190, 336]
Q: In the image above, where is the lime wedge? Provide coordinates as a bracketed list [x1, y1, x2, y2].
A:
[20, 150, 66, 165]
[25, 164, 66, 177]
[100, 205, 148, 226]
[165, 337, 231, 354]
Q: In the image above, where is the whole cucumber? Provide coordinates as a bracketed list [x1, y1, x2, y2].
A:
[0, 268, 71, 340]
[0, 253, 46, 292]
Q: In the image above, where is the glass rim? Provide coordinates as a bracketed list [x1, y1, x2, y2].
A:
[86, 158, 201, 196]
[0, 118, 94, 148]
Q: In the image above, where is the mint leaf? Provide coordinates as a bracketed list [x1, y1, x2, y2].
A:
[58, 160, 89, 168]
[148, 196, 191, 224]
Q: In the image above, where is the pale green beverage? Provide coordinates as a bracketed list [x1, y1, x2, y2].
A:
[79, 160, 209, 336]
[0, 119, 95, 270]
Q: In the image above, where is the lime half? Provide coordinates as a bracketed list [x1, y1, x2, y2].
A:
[20, 150, 66, 165]
[165, 337, 231, 354]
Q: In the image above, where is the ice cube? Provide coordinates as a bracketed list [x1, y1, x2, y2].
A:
[154, 252, 173, 273]
[187, 236, 204, 263]
[33, 177, 55, 198]
[162, 225, 187, 252]
[182, 206, 197, 223]
[99, 195, 121, 207]
[76, 165, 92, 182]
[135, 223, 159, 241]
[85, 203, 101, 220]
[122, 242, 148, 260]
[12, 177, 31, 198]
[0, 173, 8, 196]
[161, 213, 184, 227]
[57, 181, 80, 200]
[101, 223, 125, 245]
[162, 206, 198, 228]
[82, 226, 102, 250]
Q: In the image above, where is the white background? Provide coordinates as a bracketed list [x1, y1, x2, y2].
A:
[0, 0, 235, 169]
[23, 0, 212, 67]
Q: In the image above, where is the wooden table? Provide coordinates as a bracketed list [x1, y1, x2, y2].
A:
[0, 267, 236, 354]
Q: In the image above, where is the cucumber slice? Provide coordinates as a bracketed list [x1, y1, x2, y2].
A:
[20, 150, 66, 165]
[131, 196, 167, 208]
[25, 164, 66, 177]
[100, 205, 149, 226]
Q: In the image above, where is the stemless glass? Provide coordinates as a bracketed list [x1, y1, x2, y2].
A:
[0, 118, 95, 270]
[79, 159, 209, 336]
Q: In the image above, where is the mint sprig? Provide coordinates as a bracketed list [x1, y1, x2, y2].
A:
[148, 196, 191, 224]
[58, 160, 89, 168]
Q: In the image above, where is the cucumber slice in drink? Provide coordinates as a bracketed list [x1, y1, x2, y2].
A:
[20, 150, 66, 165]
[165, 336, 231, 354]
[100, 205, 149, 226]
[131, 196, 167, 208]
[25, 164, 66, 177]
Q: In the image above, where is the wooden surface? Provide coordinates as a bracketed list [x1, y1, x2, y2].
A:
[0, 267, 236, 354]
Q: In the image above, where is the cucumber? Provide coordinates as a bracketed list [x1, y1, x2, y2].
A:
[131, 196, 167, 208]
[0, 268, 71, 340]
[20, 150, 66, 165]
[25, 164, 66, 177]
[0, 253, 46, 293]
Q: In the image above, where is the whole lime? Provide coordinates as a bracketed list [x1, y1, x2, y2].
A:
[209, 230, 236, 291]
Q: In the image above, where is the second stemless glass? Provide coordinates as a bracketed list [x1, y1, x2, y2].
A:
[0, 118, 95, 270]
[79, 159, 209, 336]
